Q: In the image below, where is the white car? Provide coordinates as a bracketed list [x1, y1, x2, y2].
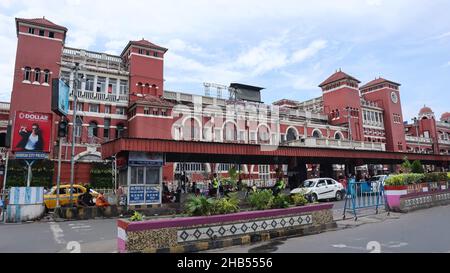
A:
[368, 175, 388, 192]
[290, 178, 345, 202]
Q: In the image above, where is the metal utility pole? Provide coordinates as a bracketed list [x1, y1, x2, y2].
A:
[69, 63, 80, 206]
[56, 136, 63, 208]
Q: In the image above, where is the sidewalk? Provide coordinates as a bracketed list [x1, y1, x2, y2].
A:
[332, 208, 401, 230]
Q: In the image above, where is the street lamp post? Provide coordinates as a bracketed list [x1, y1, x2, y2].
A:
[412, 117, 420, 154]
[69, 63, 81, 206]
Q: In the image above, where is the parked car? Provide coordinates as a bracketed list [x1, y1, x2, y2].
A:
[290, 178, 345, 202]
[368, 175, 388, 192]
[44, 184, 99, 211]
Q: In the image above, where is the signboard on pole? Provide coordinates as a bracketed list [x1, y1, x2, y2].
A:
[145, 186, 161, 204]
[12, 111, 52, 159]
[51, 78, 70, 116]
[128, 185, 145, 204]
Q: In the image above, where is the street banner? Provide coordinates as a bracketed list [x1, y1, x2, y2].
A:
[12, 111, 52, 154]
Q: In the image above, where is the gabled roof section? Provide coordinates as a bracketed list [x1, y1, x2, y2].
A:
[319, 70, 360, 88]
[360, 77, 401, 90]
[16, 17, 68, 32]
[120, 39, 168, 57]
[130, 94, 174, 108]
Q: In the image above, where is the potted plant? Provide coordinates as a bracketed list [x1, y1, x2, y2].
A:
[384, 175, 408, 211]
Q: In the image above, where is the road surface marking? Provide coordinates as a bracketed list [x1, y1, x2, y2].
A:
[49, 222, 66, 245]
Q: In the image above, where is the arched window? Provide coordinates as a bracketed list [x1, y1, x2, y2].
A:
[137, 82, 143, 93]
[24, 67, 31, 81]
[286, 127, 298, 141]
[88, 121, 98, 137]
[223, 122, 237, 142]
[34, 68, 41, 82]
[257, 124, 271, 144]
[334, 131, 344, 140]
[43, 69, 50, 84]
[183, 118, 201, 141]
[312, 129, 322, 138]
[144, 83, 150, 93]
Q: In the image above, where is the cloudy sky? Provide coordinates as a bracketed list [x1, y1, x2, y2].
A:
[1, 0, 449, 120]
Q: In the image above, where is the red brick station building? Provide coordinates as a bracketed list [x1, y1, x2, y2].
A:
[1, 17, 449, 199]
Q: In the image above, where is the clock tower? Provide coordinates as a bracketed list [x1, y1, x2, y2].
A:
[360, 78, 406, 152]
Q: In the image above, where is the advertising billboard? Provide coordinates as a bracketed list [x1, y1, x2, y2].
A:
[12, 111, 52, 156]
[51, 78, 70, 116]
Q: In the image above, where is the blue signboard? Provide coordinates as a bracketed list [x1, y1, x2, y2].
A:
[145, 186, 161, 204]
[128, 186, 145, 204]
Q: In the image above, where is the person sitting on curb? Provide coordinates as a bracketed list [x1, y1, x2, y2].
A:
[95, 191, 110, 207]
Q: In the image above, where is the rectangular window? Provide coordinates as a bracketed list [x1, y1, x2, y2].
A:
[153, 52, 158, 57]
[146, 50, 150, 56]
[49, 32, 55, 38]
[138, 49, 144, 55]
[104, 118, 111, 140]
[89, 104, 99, 113]
[108, 78, 117, 94]
[144, 107, 150, 115]
[76, 102, 84, 112]
[85, 75, 95, 91]
[161, 109, 167, 116]
[116, 107, 126, 115]
[28, 27, 35, 34]
[104, 105, 111, 114]
[96, 77, 106, 92]
[152, 108, 159, 115]
[131, 167, 145, 184]
[119, 80, 128, 94]
[39, 29, 45, 36]
[145, 167, 159, 185]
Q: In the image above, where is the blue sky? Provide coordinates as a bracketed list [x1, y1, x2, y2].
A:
[0, 0, 449, 121]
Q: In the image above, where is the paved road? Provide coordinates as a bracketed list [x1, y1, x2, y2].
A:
[208, 204, 450, 253]
[0, 218, 117, 253]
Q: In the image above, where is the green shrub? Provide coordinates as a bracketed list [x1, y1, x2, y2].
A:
[448, 173, 450, 180]
[90, 162, 114, 189]
[248, 189, 273, 210]
[185, 195, 215, 216]
[291, 193, 308, 206]
[5, 159, 54, 188]
[438, 172, 448, 182]
[270, 194, 290, 209]
[411, 160, 424, 173]
[385, 175, 406, 186]
[212, 195, 240, 215]
[422, 172, 447, 182]
[130, 211, 143, 221]
[405, 173, 425, 184]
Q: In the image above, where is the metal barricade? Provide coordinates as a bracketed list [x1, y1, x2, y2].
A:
[0, 189, 9, 223]
[343, 178, 387, 220]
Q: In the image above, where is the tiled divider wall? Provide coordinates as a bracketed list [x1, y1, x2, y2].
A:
[118, 203, 335, 253]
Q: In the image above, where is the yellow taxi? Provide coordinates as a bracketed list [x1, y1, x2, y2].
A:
[44, 184, 99, 210]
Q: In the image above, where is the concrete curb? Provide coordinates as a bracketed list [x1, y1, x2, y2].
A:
[140, 222, 337, 253]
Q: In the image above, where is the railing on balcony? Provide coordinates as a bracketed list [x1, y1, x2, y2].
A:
[438, 139, 450, 146]
[405, 135, 433, 144]
[70, 90, 128, 103]
[285, 137, 386, 151]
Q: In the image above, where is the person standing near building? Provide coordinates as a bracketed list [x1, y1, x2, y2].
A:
[272, 176, 286, 196]
[211, 173, 219, 198]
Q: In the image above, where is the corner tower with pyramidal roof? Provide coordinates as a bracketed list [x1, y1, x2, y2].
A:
[319, 69, 364, 141]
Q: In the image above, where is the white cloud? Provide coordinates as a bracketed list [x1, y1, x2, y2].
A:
[291, 39, 328, 64]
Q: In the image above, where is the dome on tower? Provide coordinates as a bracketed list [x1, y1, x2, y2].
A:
[441, 112, 450, 121]
[419, 106, 433, 115]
